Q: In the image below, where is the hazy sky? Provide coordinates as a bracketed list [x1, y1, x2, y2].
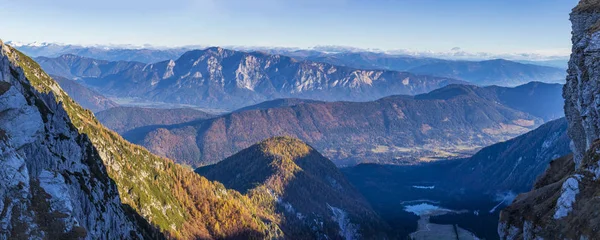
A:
[0, 0, 578, 55]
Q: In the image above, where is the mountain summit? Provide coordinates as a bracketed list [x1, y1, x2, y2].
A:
[197, 136, 389, 239]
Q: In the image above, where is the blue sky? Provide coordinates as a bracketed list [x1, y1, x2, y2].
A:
[0, 0, 578, 55]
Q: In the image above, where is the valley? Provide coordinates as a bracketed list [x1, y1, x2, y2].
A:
[2, 1, 595, 239]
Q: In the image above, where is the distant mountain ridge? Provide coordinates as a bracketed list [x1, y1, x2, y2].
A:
[35, 54, 146, 80]
[124, 82, 563, 167]
[10, 41, 569, 63]
[95, 106, 215, 134]
[11, 41, 187, 63]
[51, 75, 118, 112]
[36, 48, 465, 110]
[408, 59, 566, 86]
[275, 51, 566, 86]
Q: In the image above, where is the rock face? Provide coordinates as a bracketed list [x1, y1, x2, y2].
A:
[196, 137, 389, 239]
[0, 41, 143, 239]
[564, 0, 600, 167]
[499, 1, 600, 239]
[131, 83, 562, 167]
[36, 49, 465, 110]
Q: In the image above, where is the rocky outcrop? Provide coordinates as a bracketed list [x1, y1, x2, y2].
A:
[498, 1, 600, 239]
[0, 41, 144, 239]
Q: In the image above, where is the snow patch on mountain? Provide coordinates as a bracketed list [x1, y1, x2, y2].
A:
[327, 204, 359, 240]
[553, 175, 582, 219]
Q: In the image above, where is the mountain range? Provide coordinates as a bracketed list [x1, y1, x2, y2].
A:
[285, 51, 566, 86]
[35, 49, 465, 110]
[408, 59, 566, 86]
[113, 82, 564, 168]
[10, 41, 570, 65]
[8, 41, 187, 63]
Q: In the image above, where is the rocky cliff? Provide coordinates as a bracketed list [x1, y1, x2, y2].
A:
[499, 1, 600, 239]
[0, 41, 144, 239]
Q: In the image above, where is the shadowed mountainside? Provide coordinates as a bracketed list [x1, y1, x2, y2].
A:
[196, 137, 391, 239]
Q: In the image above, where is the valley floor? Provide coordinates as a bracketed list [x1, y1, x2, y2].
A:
[410, 209, 479, 240]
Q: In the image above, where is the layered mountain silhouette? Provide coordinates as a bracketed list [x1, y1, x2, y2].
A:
[95, 106, 214, 134]
[50, 74, 118, 112]
[35, 48, 464, 110]
[120, 82, 563, 167]
[283, 51, 566, 86]
[298, 51, 446, 71]
[11, 42, 187, 63]
[197, 137, 389, 239]
[408, 59, 566, 86]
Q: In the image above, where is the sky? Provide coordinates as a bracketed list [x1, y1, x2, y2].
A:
[0, 0, 579, 56]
